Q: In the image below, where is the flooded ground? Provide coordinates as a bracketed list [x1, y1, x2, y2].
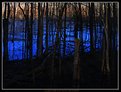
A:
[3, 19, 103, 61]
[2, 19, 118, 89]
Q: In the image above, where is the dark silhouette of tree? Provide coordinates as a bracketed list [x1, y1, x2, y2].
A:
[46, 3, 49, 53]
[18, 3, 29, 59]
[3, 3, 10, 62]
[101, 3, 110, 75]
[78, 3, 84, 53]
[63, 3, 67, 57]
[73, 3, 78, 39]
[12, 2, 15, 42]
[29, 3, 33, 61]
[113, 3, 117, 50]
[89, 3, 95, 55]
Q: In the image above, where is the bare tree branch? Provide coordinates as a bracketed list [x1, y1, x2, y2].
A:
[18, 3, 26, 18]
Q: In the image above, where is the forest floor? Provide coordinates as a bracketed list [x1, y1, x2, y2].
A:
[3, 51, 118, 89]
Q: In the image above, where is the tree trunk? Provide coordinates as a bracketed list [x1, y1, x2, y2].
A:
[63, 3, 67, 57]
[74, 4, 78, 39]
[26, 3, 29, 60]
[102, 4, 110, 75]
[12, 2, 16, 60]
[73, 38, 80, 87]
[37, 3, 43, 57]
[29, 3, 33, 61]
[113, 3, 117, 50]
[79, 3, 84, 53]
[107, 4, 112, 71]
[3, 3, 10, 62]
[89, 3, 94, 55]
[46, 3, 48, 53]
[12, 2, 15, 41]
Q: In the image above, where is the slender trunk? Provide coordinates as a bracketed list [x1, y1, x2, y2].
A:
[93, 4, 96, 50]
[79, 3, 84, 53]
[99, 3, 103, 51]
[12, 2, 15, 41]
[3, 3, 10, 62]
[51, 3, 55, 83]
[107, 4, 112, 70]
[113, 3, 116, 50]
[113, 3, 118, 53]
[41, 3, 45, 55]
[12, 3, 16, 60]
[46, 3, 48, 53]
[102, 4, 110, 74]
[52, 3, 54, 46]
[63, 4, 67, 57]
[26, 3, 29, 60]
[37, 3, 40, 57]
[89, 3, 94, 55]
[74, 5, 78, 39]
[73, 39, 80, 87]
[55, 3, 67, 77]
[30, 3, 33, 60]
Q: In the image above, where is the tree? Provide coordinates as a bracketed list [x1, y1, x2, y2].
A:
[73, 38, 80, 87]
[89, 3, 95, 55]
[46, 3, 49, 53]
[113, 3, 117, 50]
[12, 2, 15, 42]
[29, 3, 33, 61]
[78, 3, 84, 53]
[107, 4, 112, 68]
[73, 3, 78, 39]
[101, 3, 110, 75]
[63, 3, 67, 57]
[3, 2, 10, 62]
[18, 3, 29, 59]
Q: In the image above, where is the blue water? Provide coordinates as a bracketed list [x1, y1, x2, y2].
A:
[3, 19, 103, 61]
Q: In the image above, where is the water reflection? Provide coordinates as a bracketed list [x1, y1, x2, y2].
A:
[3, 20, 103, 61]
